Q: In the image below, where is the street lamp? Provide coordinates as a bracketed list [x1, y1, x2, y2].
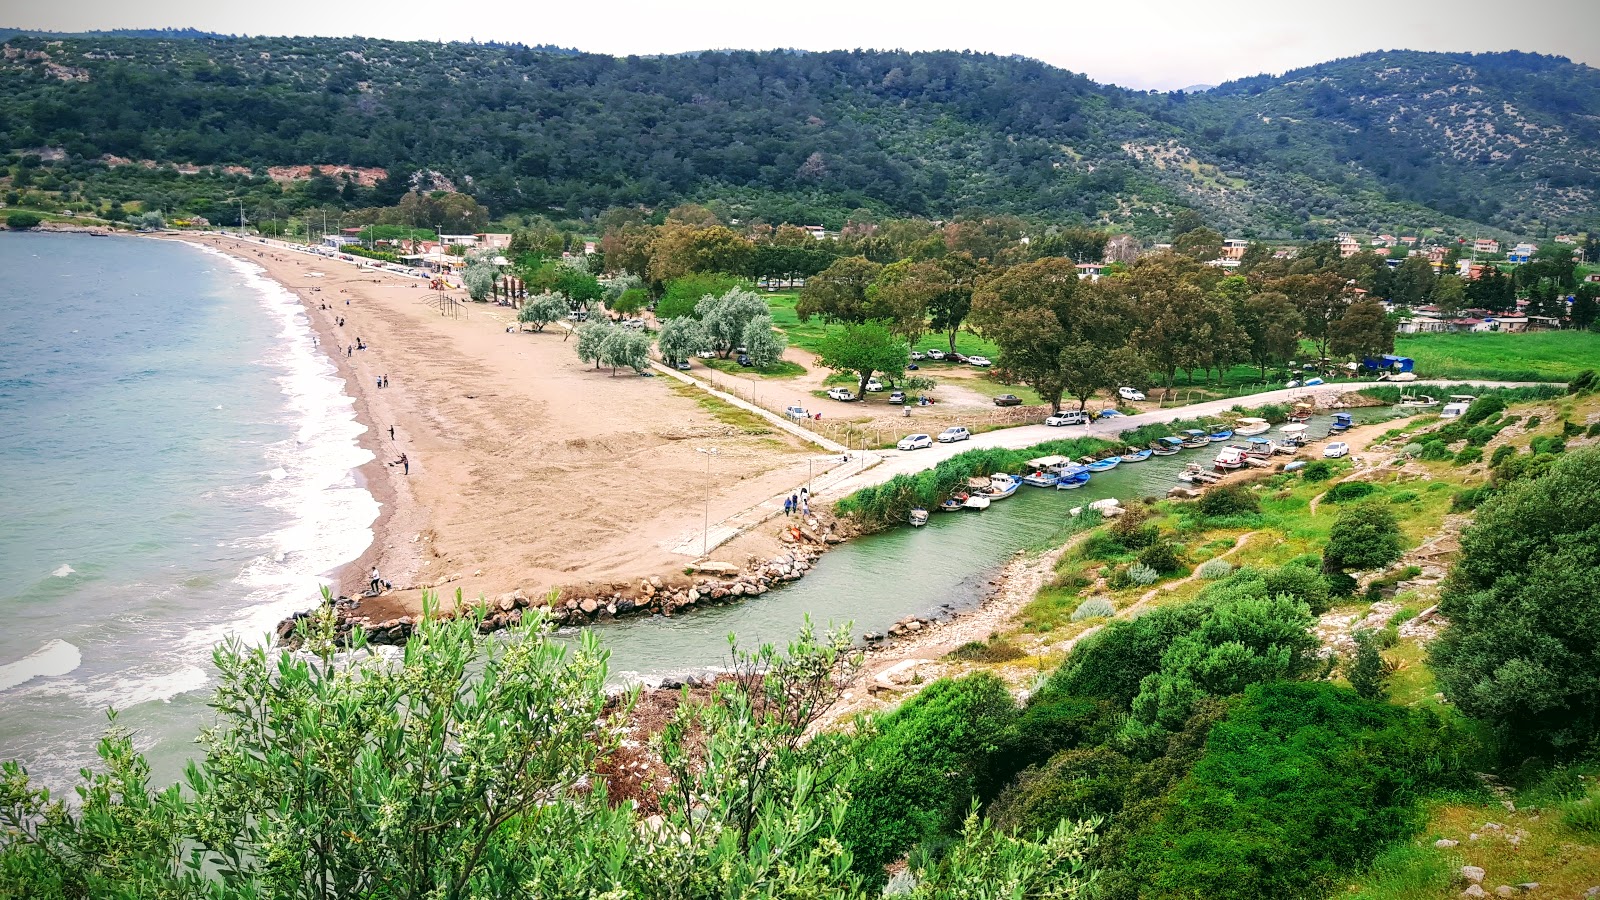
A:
[696, 447, 719, 557]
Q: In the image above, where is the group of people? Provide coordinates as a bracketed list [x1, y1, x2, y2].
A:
[783, 487, 811, 518]
[376, 374, 390, 388]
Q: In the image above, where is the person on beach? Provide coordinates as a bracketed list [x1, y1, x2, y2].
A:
[389, 425, 395, 440]
[801, 487, 808, 503]
[783, 496, 792, 516]
[398, 453, 409, 474]
[346, 345, 353, 357]
[382, 375, 388, 388]
[377, 376, 383, 389]
[802, 499, 811, 517]
[370, 567, 382, 594]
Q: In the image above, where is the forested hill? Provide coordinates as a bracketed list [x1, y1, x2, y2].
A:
[0, 33, 1595, 237]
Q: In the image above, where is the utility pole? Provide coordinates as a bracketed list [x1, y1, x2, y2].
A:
[697, 447, 718, 557]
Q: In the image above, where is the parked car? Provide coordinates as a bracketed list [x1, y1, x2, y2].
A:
[948, 352, 968, 363]
[697, 350, 716, 359]
[909, 351, 926, 361]
[1118, 386, 1146, 401]
[967, 355, 992, 368]
[737, 354, 753, 367]
[1324, 441, 1350, 458]
[937, 426, 971, 443]
[784, 405, 811, 420]
[1045, 410, 1089, 427]
[897, 433, 933, 451]
[993, 393, 1022, 407]
[865, 378, 885, 392]
[674, 360, 691, 370]
[888, 390, 907, 404]
[827, 387, 857, 402]
[925, 348, 947, 360]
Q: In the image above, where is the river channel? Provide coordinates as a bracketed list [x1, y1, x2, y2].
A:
[574, 407, 1411, 683]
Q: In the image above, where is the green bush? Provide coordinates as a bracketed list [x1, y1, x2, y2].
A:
[1562, 420, 1585, 438]
[1196, 559, 1234, 580]
[1324, 481, 1378, 503]
[1197, 485, 1260, 518]
[5, 210, 42, 229]
[1569, 369, 1598, 395]
[1346, 843, 1459, 900]
[1527, 415, 1542, 429]
[1418, 440, 1454, 461]
[1300, 460, 1333, 481]
[1461, 395, 1505, 425]
[1347, 630, 1394, 700]
[1262, 565, 1332, 614]
[1490, 444, 1517, 467]
[988, 746, 1135, 836]
[1587, 422, 1600, 438]
[948, 637, 1025, 663]
[1045, 603, 1212, 708]
[1454, 446, 1483, 466]
[1465, 425, 1499, 446]
[1126, 562, 1160, 586]
[1324, 502, 1403, 574]
[1450, 486, 1489, 511]
[1071, 597, 1115, 622]
[1560, 783, 1600, 836]
[1137, 542, 1184, 575]
[1529, 435, 1566, 455]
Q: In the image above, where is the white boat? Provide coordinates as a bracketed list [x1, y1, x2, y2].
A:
[962, 494, 991, 510]
[1177, 463, 1222, 484]
[1397, 394, 1439, 408]
[1179, 429, 1211, 448]
[1275, 424, 1308, 454]
[909, 508, 929, 527]
[1234, 417, 1270, 436]
[1214, 446, 1247, 470]
[1439, 395, 1474, 419]
[984, 473, 1022, 500]
[1021, 455, 1070, 487]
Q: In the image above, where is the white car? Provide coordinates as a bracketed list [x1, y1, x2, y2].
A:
[827, 387, 856, 402]
[1045, 410, 1090, 427]
[925, 348, 947, 360]
[909, 351, 926, 361]
[865, 378, 885, 392]
[696, 350, 716, 359]
[937, 426, 971, 443]
[1118, 386, 1146, 402]
[1323, 441, 1350, 458]
[784, 405, 811, 420]
[966, 356, 992, 367]
[897, 433, 933, 451]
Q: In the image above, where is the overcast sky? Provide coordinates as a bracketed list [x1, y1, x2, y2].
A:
[11, 0, 1598, 89]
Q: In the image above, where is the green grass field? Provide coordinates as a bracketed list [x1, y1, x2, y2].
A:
[762, 291, 1002, 359]
[1394, 330, 1598, 382]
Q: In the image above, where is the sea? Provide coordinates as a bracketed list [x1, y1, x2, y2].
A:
[0, 231, 378, 790]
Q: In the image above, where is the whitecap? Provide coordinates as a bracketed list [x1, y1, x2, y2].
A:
[52, 563, 75, 577]
[266, 467, 288, 481]
[0, 640, 83, 692]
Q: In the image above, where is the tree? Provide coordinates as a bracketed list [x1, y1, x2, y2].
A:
[461, 250, 500, 301]
[1571, 283, 1599, 330]
[741, 314, 788, 368]
[136, 210, 165, 230]
[1236, 241, 1275, 274]
[656, 316, 708, 365]
[1533, 242, 1578, 290]
[1273, 273, 1349, 363]
[1173, 226, 1223, 261]
[1390, 255, 1437, 306]
[1059, 342, 1147, 413]
[4, 211, 42, 229]
[647, 224, 753, 284]
[599, 328, 651, 374]
[1328, 297, 1395, 362]
[1429, 448, 1600, 757]
[1323, 501, 1402, 574]
[1346, 629, 1393, 701]
[1237, 290, 1303, 380]
[1168, 207, 1207, 238]
[697, 287, 770, 358]
[969, 257, 1083, 410]
[658, 273, 748, 319]
[797, 256, 882, 324]
[866, 259, 934, 349]
[1430, 273, 1466, 318]
[517, 293, 569, 332]
[928, 253, 984, 353]
[574, 320, 616, 367]
[817, 323, 908, 399]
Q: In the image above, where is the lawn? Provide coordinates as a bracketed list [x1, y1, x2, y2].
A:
[1394, 330, 1599, 382]
[762, 290, 1003, 359]
[698, 356, 807, 378]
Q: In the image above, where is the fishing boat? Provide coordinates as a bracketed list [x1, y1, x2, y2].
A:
[1233, 417, 1271, 436]
[1178, 463, 1223, 484]
[1208, 424, 1234, 442]
[938, 497, 964, 512]
[1214, 445, 1247, 470]
[1119, 448, 1154, 464]
[1244, 437, 1275, 458]
[1084, 456, 1121, 473]
[1054, 465, 1091, 490]
[909, 507, 929, 527]
[1180, 429, 1211, 449]
[1020, 470, 1060, 488]
[1275, 423, 1309, 454]
[1020, 455, 1071, 487]
[984, 473, 1022, 500]
[1329, 412, 1353, 433]
[962, 494, 992, 510]
[1150, 437, 1184, 456]
[1288, 403, 1314, 422]
[1396, 394, 1439, 409]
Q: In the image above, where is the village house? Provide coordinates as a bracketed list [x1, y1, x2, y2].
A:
[1399, 236, 1419, 246]
[1427, 246, 1451, 266]
[473, 233, 513, 250]
[321, 235, 358, 248]
[1220, 239, 1250, 260]
[1397, 307, 1448, 334]
[439, 234, 479, 247]
[1474, 238, 1501, 254]
[1507, 242, 1538, 264]
[1336, 233, 1362, 258]
[1555, 234, 1578, 244]
[1076, 262, 1107, 281]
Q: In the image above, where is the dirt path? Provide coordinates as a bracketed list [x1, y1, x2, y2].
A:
[1136, 531, 1260, 604]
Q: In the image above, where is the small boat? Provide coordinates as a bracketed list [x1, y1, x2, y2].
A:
[1020, 455, 1071, 487]
[963, 494, 991, 510]
[1054, 465, 1091, 490]
[1119, 448, 1154, 464]
[1288, 404, 1314, 422]
[909, 507, 929, 527]
[1178, 463, 1223, 484]
[1084, 457, 1121, 473]
[1275, 424, 1309, 454]
[1329, 412, 1353, 433]
[1150, 437, 1184, 456]
[1233, 417, 1270, 436]
[1244, 437, 1275, 458]
[938, 498, 964, 512]
[1180, 429, 1211, 449]
[1214, 446, 1247, 470]
[984, 474, 1022, 500]
[1207, 425, 1234, 442]
[1397, 394, 1439, 409]
[1020, 470, 1060, 488]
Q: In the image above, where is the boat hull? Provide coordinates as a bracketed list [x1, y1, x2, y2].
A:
[1119, 450, 1153, 463]
[963, 496, 991, 510]
[1055, 474, 1090, 490]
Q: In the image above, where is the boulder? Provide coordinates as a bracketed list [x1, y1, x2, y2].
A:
[498, 595, 516, 612]
[650, 576, 663, 588]
[710, 587, 728, 600]
[687, 588, 700, 602]
[579, 597, 598, 615]
[1460, 887, 1485, 899]
[730, 583, 747, 597]
[691, 561, 740, 576]
[615, 597, 636, 615]
[1462, 866, 1486, 884]
[1495, 888, 1514, 899]
[1436, 839, 1460, 849]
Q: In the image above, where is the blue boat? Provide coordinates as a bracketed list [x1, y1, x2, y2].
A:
[1150, 436, 1184, 456]
[1180, 429, 1211, 448]
[1020, 471, 1060, 487]
[1020, 455, 1072, 487]
[1207, 425, 1234, 442]
[1329, 412, 1353, 432]
[1245, 436, 1275, 458]
[1085, 457, 1121, 473]
[1054, 465, 1091, 490]
[1119, 448, 1154, 463]
[984, 473, 1022, 499]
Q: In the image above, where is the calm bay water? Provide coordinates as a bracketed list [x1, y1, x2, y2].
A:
[0, 232, 376, 789]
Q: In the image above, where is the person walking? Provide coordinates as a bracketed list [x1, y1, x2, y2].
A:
[801, 499, 811, 518]
[783, 496, 793, 516]
[389, 425, 395, 440]
[370, 567, 382, 594]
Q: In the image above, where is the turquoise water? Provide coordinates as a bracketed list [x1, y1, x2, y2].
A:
[0, 232, 376, 789]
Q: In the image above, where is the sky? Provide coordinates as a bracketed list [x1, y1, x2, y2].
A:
[10, 0, 1599, 90]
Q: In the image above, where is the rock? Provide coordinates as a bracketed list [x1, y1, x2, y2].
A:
[905, 620, 923, 632]
[1515, 884, 1539, 893]
[1495, 888, 1514, 898]
[1460, 887, 1485, 899]
[1469, 833, 1480, 841]
[730, 583, 747, 597]
[512, 589, 528, 606]
[687, 588, 700, 602]
[498, 595, 516, 612]
[1483, 822, 1502, 831]
[615, 597, 636, 615]
[710, 587, 728, 600]
[1505, 834, 1520, 846]
[1436, 839, 1459, 849]
[650, 576, 663, 588]
[1461, 866, 1486, 884]
[579, 597, 598, 615]
[1584, 887, 1598, 898]
[691, 561, 740, 576]
[863, 632, 884, 642]
[1502, 800, 1516, 812]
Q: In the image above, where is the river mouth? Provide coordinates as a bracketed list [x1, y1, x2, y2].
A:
[572, 407, 1411, 684]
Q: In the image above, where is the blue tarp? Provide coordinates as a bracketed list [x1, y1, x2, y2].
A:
[1362, 355, 1414, 372]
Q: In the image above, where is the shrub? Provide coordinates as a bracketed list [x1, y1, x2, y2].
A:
[1418, 440, 1453, 461]
[949, 637, 1025, 663]
[1465, 425, 1498, 446]
[1560, 783, 1600, 836]
[1262, 565, 1331, 614]
[1125, 562, 1160, 586]
[1046, 603, 1212, 707]
[1137, 542, 1184, 575]
[1388, 490, 1418, 504]
[1490, 444, 1517, 467]
[1300, 460, 1333, 481]
[5, 210, 42, 229]
[1454, 446, 1482, 466]
[1588, 422, 1600, 438]
[1562, 420, 1584, 438]
[1071, 597, 1115, 621]
[1450, 487, 1488, 511]
[1429, 447, 1600, 758]
[1527, 415, 1542, 429]
[1116, 523, 1160, 551]
[1324, 502, 1402, 574]
[1325, 481, 1377, 503]
[1347, 630, 1395, 701]
[1461, 395, 1505, 425]
[1196, 559, 1234, 580]
[1569, 369, 1598, 395]
[989, 746, 1135, 836]
[1326, 571, 1359, 597]
[1529, 435, 1566, 455]
[1198, 485, 1260, 518]
[1401, 442, 1424, 458]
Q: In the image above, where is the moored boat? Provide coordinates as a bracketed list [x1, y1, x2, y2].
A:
[1084, 456, 1121, 473]
[1396, 394, 1439, 408]
[1178, 463, 1222, 484]
[909, 507, 929, 527]
[1244, 436, 1275, 458]
[1207, 425, 1234, 442]
[1119, 448, 1154, 464]
[1329, 412, 1353, 432]
[939, 496, 965, 512]
[1054, 465, 1091, 490]
[1179, 429, 1210, 448]
[1150, 436, 1184, 456]
[1214, 445, 1247, 470]
[1275, 423, 1308, 454]
[1233, 417, 1270, 436]
[962, 494, 991, 510]
[1288, 403, 1314, 422]
[1020, 455, 1071, 487]
[1020, 470, 1061, 488]
[984, 473, 1022, 499]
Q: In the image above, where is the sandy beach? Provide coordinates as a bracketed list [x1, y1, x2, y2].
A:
[173, 234, 821, 619]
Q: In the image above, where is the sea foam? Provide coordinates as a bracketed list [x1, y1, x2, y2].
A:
[0, 640, 83, 692]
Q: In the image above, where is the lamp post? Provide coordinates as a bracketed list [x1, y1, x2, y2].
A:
[696, 447, 719, 557]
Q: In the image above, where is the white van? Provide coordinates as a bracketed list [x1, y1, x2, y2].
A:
[1045, 410, 1090, 427]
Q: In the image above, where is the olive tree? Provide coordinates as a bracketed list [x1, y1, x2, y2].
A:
[599, 328, 651, 375]
[518, 292, 570, 332]
[574, 319, 617, 367]
[697, 287, 770, 358]
[657, 316, 709, 366]
[741, 314, 788, 368]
